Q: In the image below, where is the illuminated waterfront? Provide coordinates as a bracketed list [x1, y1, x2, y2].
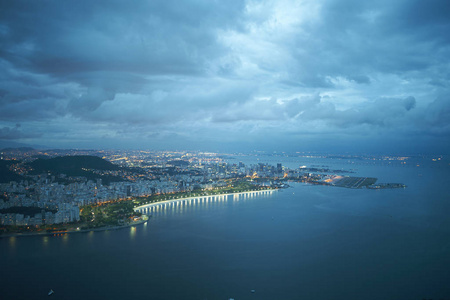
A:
[135, 189, 276, 215]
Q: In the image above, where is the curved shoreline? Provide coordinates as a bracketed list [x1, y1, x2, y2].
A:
[1, 189, 277, 239]
[0, 215, 149, 239]
[133, 189, 278, 212]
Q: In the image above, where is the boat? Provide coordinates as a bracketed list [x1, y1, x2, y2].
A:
[48, 289, 54, 296]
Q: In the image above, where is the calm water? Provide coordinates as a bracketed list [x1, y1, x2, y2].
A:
[1, 156, 450, 300]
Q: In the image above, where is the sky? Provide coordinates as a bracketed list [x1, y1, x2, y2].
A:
[0, 0, 449, 154]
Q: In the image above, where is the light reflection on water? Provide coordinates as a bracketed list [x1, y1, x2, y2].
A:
[8, 236, 16, 248]
[129, 226, 136, 240]
[87, 230, 94, 241]
[142, 221, 148, 234]
[42, 236, 49, 247]
[62, 233, 69, 244]
[141, 191, 277, 219]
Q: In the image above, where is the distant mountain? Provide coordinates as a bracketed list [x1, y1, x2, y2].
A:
[1, 147, 35, 152]
[0, 160, 24, 183]
[0, 140, 47, 149]
[28, 156, 120, 176]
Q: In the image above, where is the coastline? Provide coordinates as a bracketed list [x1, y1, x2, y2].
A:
[133, 188, 278, 211]
[0, 215, 149, 239]
[1, 189, 277, 239]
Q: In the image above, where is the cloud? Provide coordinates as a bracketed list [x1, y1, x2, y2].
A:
[0, 0, 449, 153]
[0, 124, 41, 140]
[425, 95, 450, 129]
[68, 87, 115, 115]
[347, 75, 371, 85]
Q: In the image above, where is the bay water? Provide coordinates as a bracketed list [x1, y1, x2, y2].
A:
[1, 156, 450, 300]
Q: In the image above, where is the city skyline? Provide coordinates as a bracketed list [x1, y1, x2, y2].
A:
[0, 148, 412, 229]
[1, 0, 450, 154]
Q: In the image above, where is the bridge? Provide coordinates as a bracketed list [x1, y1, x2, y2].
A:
[134, 189, 277, 215]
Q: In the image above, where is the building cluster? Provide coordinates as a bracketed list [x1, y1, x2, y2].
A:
[0, 149, 304, 226]
[0, 149, 412, 227]
[0, 176, 182, 226]
[0, 203, 80, 226]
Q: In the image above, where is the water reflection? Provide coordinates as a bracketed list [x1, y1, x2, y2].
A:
[8, 236, 16, 248]
[42, 236, 49, 247]
[62, 233, 69, 244]
[88, 230, 94, 241]
[129, 226, 136, 240]
[136, 190, 277, 219]
[142, 221, 148, 234]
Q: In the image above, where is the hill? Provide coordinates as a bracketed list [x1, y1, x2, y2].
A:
[0, 160, 24, 183]
[167, 160, 189, 167]
[1, 147, 35, 152]
[27, 156, 122, 184]
[29, 155, 119, 173]
[0, 140, 47, 149]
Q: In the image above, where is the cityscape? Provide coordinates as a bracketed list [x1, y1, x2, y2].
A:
[1, 147, 411, 232]
[1, 0, 450, 299]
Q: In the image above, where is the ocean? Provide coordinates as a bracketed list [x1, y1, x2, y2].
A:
[1, 155, 449, 300]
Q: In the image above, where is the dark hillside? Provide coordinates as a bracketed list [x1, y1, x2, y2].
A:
[0, 160, 24, 183]
[26, 156, 122, 184]
[167, 160, 189, 167]
[28, 155, 119, 175]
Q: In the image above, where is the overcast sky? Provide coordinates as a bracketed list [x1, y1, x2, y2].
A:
[0, 0, 449, 153]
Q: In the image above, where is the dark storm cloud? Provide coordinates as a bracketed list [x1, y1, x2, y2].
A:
[0, 0, 247, 120]
[0, 0, 245, 75]
[280, 0, 450, 86]
[0, 58, 72, 121]
[424, 95, 450, 130]
[0, 124, 41, 140]
[0, 0, 449, 153]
